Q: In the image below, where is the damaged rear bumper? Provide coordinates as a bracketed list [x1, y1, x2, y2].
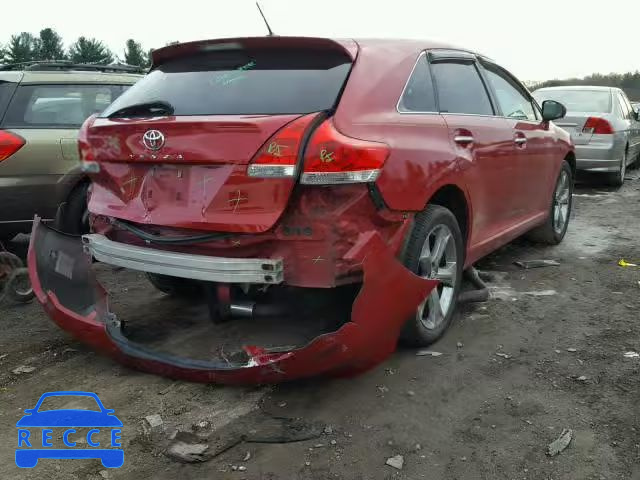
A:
[28, 218, 437, 384]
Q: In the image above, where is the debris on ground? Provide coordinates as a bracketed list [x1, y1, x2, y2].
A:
[192, 420, 212, 432]
[0, 354, 8, 361]
[416, 350, 443, 357]
[495, 352, 512, 359]
[323, 426, 334, 435]
[385, 454, 404, 470]
[142, 414, 164, 436]
[165, 439, 209, 463]
[624, 351, 639, 359]
[567, 348, 577, 353]
[618, 259, 638, 267]
[11, 365, 35, 375]
[514, 260, 560, 269]
[377, 385, 389, 393]
[523, 290, 558, 297]
[243, 451, 251, 462]
[457, 342, 464, 349]
[547, 428, 573, 456]
[575, 375, 588, 382]
[231, 465, 247, 472]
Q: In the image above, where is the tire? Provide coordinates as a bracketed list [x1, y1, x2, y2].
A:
[6, 268, 35, 304]
[400, 204, 464, 347]
[606, 149, 626, 187]
[60, 182, 90, 235]
[527, 160, 573, 245]
[146, 273, 201, 297]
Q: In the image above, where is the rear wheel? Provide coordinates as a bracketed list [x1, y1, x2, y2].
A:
[146, 273, 202, 297]
[60, 182, 90, 235]
[6, 268, 34, 303]
[527, 160, 573, 245]
[400, 205, 464, 347]
[606, 150, 626, 187]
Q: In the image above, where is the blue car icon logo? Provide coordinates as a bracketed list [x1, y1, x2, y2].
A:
[16, 391, 123, 468]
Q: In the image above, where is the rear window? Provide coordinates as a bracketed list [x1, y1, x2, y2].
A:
[533, 89, 612, 113]
[3, 84, 127, 128]
[101, 48, 352, 117]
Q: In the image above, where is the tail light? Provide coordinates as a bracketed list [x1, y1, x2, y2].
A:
[0, 130, 25, 162]
[583, 117, 614, 135]
[247, 113, 321, 178]
[300, 119, 390, 184]
[78, 114, 100, 173]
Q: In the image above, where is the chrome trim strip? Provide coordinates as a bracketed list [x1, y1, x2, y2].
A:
[300, 169, 380, 184]
[82, 234, 284, 284]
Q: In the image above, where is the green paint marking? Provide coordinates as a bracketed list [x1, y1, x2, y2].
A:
[320, 149, 335, 163]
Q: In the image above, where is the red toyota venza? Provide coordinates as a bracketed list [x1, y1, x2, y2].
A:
[28, 37, 574, 384]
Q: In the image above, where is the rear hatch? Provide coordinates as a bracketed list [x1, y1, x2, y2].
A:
[84, 38, 355, 233]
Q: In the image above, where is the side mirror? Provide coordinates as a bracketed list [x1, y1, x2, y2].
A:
[541, 100, 566, 122]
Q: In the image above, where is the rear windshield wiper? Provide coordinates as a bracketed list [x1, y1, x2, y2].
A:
[106, 100, 174, 118]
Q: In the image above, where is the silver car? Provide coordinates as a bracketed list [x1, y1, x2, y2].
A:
[533, 86, 640, 185]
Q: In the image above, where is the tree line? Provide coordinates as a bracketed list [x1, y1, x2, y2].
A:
[0, 28, 154, 67]
[533, 72, 640, 101]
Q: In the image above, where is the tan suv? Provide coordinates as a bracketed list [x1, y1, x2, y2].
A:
[0, 62, 142, 242]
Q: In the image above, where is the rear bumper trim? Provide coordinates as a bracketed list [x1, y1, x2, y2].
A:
[82, 234, 283, 284]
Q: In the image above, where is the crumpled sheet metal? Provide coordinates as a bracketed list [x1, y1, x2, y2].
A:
[28, 218, 437, 384]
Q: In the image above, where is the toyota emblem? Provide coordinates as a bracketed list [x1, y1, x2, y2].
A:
[142, 130, 165, 151]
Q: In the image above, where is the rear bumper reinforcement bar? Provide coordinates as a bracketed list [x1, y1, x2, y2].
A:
[82, 233, 283, 284]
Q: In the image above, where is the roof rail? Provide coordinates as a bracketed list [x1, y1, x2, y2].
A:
[0, 60, 146, 74]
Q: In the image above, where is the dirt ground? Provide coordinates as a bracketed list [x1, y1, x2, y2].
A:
[1, 173, 639, 480]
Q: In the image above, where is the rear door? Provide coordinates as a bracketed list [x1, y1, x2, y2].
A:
[480, 61, 557, 217]
[88, 42, 354, 233]
[428, 52, 517, 246]
[618, 90, 640, 160]
[0, 83, 124, 221]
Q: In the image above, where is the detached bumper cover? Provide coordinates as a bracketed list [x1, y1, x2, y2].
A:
[28, 218, 437, 384]
[82, 234, 283, 284]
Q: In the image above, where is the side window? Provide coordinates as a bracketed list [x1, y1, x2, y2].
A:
[483, 64, 536, 121]
[430, 61, 493, 115]
[398, 54, 436, 112]
[3, 84, 118, 128]
[0, 82, 17, 121]
[620, 92, 634, 119]
[617, 93, 630, 119]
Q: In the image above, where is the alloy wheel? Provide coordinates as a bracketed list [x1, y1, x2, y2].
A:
[553, 169, 571, 234]
[416, 224, 458, 330]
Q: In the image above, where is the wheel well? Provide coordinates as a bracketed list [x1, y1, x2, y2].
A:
[564, 151, 576, 176]
[427, 185, 469, 246]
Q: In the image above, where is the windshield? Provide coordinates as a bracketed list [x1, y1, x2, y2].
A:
[533, 89, 612, 113]
[101, 47, 352, 117]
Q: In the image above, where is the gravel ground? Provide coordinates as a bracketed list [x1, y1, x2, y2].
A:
[1, 173, 639, 480]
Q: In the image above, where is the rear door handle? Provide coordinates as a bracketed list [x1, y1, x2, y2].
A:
[454, 135, 474, 145]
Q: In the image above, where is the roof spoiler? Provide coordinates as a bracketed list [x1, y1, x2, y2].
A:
[150, 37, 358, 70]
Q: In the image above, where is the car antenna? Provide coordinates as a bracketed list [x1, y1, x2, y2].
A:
[256, 2, 275, 37]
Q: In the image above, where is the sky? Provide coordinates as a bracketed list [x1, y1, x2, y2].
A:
[5, 0, 639, 82]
